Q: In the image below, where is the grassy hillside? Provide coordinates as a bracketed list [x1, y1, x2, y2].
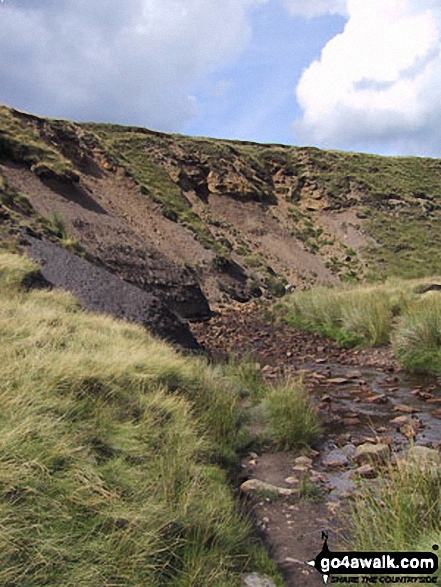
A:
[0, 251, 295, 587]
[3, 104, 441, 298]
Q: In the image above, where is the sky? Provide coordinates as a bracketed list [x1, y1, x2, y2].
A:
[1, 0, 441, 157]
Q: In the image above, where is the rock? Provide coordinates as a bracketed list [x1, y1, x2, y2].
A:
[294, 456, 313, 468]
[354, 443, 389, 464]
[326, 377, 350, 384]
[240, 479, 294, 497]
[341, 417, 361, 426]
[356, 464, 376, 478]
[282, 557, 304, 566]
[292, 465, 309, 474]
[393, 404, 418, 414]
[322, 448, 350, 468]
[391, 415, 410, 426]
[341, 443, 356, 458]
[242, 573, 277, 587]
[345, 370, 362, 379]
[285, 476, 299, 485]
[365, 394, 388, 404]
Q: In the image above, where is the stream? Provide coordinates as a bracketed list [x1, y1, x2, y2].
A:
[191, 305, 441, 587]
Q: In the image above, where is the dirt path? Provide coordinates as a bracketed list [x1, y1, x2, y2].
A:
[191, 303, 441, 587]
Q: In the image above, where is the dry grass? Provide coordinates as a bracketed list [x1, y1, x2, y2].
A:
[0, 250, 284, 587]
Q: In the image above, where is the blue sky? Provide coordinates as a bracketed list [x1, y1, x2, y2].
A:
[184, 2, 346, 145]
[1, 0, 441, 157]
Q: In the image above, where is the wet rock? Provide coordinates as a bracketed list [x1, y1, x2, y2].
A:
[393, 404, 418, 414]
[341, 444, 356, 459]
[326, 377, 351, 384]
[391, 415, 410, 426]
[240, 479, 294, 497]
[341, 417, 361, 426]
[354, 443, 389, 464]
[322, 448, 350, 469]
[365, 394, 388, 404]
[242, 573, 277, 587]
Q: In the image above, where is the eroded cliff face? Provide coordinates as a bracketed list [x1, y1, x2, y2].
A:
[2, 104, 441, 343]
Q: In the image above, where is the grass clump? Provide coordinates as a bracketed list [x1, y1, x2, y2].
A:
[393, 292, 441, 373]
[263, 378, 322, 450]
[348, 457, 441, 568]
[0, 106, 74, 178]
[276, 277, 441, 373]
[277, 279, 421, 347]
[0, 250, 283, 587]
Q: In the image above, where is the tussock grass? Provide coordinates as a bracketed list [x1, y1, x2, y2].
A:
[263, 378, 322, 450]
[0, 251, 286, 586]
[348, 458, 441, 570]
[393, 292, 441, 374]
[277, 277, 441, 348]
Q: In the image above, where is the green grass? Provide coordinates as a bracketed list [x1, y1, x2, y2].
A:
[263, 378, 322, 450]
[276, 280, 410, 346]
[347, 457, 441, 571]
[0, 105, 75, 179]
[276, 277, 441, 373]
[0, 250, 288, 587]
[393, 292, 441, 373]
[275, 278, 434, 347]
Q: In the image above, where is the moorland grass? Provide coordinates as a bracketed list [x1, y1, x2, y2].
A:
[275, 277, 441, 373]
[393, 292, 441, 374]
[0, 250, 291, 587]
[263, 378, 322, 450]
[347, 457, 441, 577]
[275, 279, 423, 347]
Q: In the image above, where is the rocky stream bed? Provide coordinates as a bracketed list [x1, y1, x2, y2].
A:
[191, 303, 441, 587]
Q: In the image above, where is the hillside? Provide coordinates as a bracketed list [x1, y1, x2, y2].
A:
[0, 250, 287, 587]
[2, 104, 441, 341]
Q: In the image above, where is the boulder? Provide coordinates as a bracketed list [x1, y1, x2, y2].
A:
[354, 443, 389, 464]
[240, 479, 294, 497]
[322, 448, 350, 469]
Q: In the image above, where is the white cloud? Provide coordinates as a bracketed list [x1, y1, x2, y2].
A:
[0, 0, 261, 130]
[294, 0, 441, 155]
[283, 0, 347, 18]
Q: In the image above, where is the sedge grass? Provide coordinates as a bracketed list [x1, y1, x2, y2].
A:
[0, 250, 285, 587]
